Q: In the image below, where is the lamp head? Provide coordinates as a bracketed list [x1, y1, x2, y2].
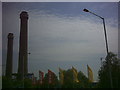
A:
[83, 9, 89, 12]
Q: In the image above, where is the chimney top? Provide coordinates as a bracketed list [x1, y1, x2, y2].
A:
[8, 33, 14, 39]
[20, 11, 28, 19]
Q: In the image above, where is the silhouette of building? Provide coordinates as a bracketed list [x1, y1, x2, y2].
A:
[18, 11, 28, 79]
[6, 33, 14, 78]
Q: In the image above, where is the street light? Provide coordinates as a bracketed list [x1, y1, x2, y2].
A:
[83, 8, 113, 88]
[83, 8, 108, 54]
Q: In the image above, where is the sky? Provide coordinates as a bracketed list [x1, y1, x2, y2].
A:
[2, 2, 118, 81]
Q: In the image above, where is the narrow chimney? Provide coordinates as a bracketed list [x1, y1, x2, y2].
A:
[18, 11, 28, 79]
[6, 33, 14, 78]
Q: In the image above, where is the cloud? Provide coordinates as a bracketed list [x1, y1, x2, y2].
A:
[28, 11, 118, 62]
[2, 2, 118, 80]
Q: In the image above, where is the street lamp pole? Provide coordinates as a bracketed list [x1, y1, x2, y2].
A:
[102, 18, 109, 54]
[83, 9, 109, 54]
[83, 9, 113, 88]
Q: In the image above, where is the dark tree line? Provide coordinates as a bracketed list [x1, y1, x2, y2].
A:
[2, 52, 120, 88]
[98, 52, 120, 88]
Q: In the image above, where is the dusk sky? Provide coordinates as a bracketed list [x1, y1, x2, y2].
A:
[2, 2, 118, 81]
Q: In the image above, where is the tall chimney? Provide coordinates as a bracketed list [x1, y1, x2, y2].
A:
[18, 11, 28, 79]
[6, 33, 14, 78]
